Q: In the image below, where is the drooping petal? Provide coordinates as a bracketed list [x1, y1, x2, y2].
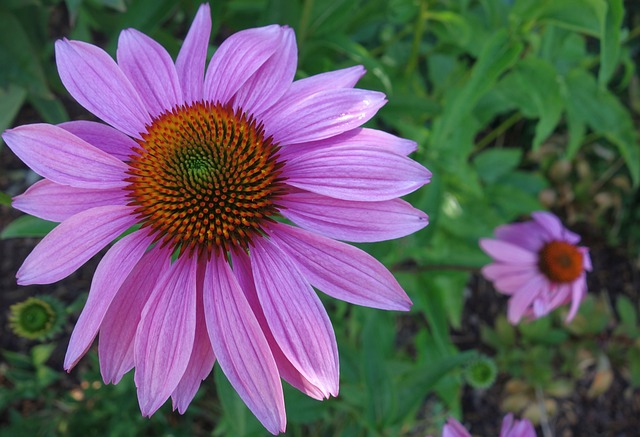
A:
[566, 276, 587, 322]
[99, 247, 167, 384]
[479, 239, 538, 265]
[203, 25, 283, 105]
[117, 29, 182, 117]
[230, 249, 326, 400]
[485, 266, 537, 295]
[268, 222, 411, 310]
[507, 275, 547, 324]
[55, 39, 152, 138]
[58, 120, 139, 161]
[481, 263, 531, 282]
[18, 205, 137, 286]
[171, 265, 216, 414]
[176, 4, 212, 104]
[279, 191, 428, 242]
[443, 417, 472, 437]
[13, 179, 126, 223]
[64, 230, 150, 370]
[3, 124, 128, 189]
[203, 254, 286, 435]
[135, 256, 198, 416]
[264, 88, 386, 145]
[279, 127, 417, 160]
[250, 237, 339, 398]
[283, 146, 431, 201]
[231, 26, 297, 117]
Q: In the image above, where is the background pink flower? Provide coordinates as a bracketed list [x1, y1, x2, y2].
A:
[2, 4, 430, 434]
[439, 414, 536, 437]
[480, 211, 591, 324]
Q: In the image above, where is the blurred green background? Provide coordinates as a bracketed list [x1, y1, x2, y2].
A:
[1, 0, 640, 435]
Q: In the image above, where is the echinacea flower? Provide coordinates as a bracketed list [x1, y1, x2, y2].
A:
[480, 211, 591, 324]
[2, 4, 430, 434]
[440, 414, 536, 437]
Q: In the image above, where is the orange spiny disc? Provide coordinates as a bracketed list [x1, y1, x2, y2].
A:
[125, 101, 284, 257]
[538, 240, 583, 283]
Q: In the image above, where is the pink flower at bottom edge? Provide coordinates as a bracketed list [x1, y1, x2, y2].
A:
[2, 3, 431, 435]
[439, 414, 536, 437]
[480, 211, 591, 325]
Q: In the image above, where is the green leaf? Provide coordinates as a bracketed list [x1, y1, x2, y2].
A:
[598, 0, 623, 87]
[496, 57, 564, 148]
[539, 0, 607, 36]
[0, 215, 58, 239]
[0, 11, 50, 97]
[362, 312, 396, 428]
[395, 350, 476, 418]
[564, 69, 640, 186]
[0, 192, 11, 205]
[616, 295, 637, 327]
[28, 94, 69, 124]
[31, 343, 56, 367]
[473, 148, 522, 183]
[431, 29, 524, 163]
[213, 365, 262, 436]
[0, 85, 27, 146]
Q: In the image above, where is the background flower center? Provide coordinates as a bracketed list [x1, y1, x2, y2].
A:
[125, 102, 284, 257]
[538, 240, 583, 283]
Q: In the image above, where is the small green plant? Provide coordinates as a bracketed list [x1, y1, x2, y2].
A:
[9, 295, 66, 340]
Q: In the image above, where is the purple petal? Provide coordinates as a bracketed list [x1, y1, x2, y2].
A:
[203, 25, 284, 105]
[493, 269, 538, 295]
[117, 29, 182, 118]
[232, 27, 297, 117]
[531, 211, 564, 241]
[443, 417, 472, 437]
[58, 120, 138, 161]
[63, 230, 150, 369]
[279, 191, 428, 242]
[268, 66, 365, 113]
[203, 254, 286, 434]
[479, 238, 538, 265]
[280, 127, 417, 161]
[481, 263, 529, 281]
[171, 267, 216, 414]
[263, 88, 386, 144]
[230, 249, 326, 400]
[55, 39, 152, 138]
[176, 4, 212, 104]
[507, 274, 547, 324]
[283, 146, 431, 201]
[135, 256, 198, 416]
[99, 247, 167, 384]
[19, 205, 138, 286]
[268, 222, 412, 310]
[250, 237, 339, 398]
[581, 247, 592, 271]
[494, 221, 547, 253]
[566, 276, 587, 322]
[3, 124, 128, 189]
[13, 179, 126, 222]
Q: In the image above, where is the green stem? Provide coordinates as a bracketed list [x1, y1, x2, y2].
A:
[298, 0, 315, 53]
[474, 112, 522, 152]
[405, 0, 428, 78]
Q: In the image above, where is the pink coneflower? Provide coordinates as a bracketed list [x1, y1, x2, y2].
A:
[480, 211, 591, 324]
[3, 4, 430, 434]
[440, 414, 536, 437]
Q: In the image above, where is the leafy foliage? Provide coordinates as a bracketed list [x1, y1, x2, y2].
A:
[1, 0, 639, 435]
